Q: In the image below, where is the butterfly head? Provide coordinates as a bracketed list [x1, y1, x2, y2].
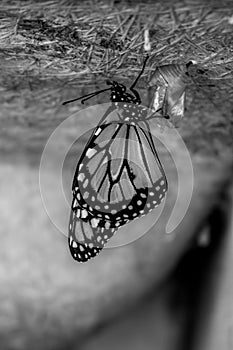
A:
[106, 80, 139, 104]
[106, 80, 127, 102]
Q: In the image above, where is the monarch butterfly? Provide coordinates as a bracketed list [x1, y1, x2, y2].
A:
[63, 55, 168, 262]
[148, 61, 195, 124]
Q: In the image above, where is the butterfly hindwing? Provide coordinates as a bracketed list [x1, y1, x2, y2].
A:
[68, 198, 117, 262]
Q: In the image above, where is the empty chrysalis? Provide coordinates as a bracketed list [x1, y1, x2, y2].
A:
[148, 61, 196, 126]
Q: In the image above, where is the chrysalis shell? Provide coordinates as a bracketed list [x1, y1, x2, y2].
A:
[148, 61, 195, 126]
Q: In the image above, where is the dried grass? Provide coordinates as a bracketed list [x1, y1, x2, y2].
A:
[0, 0, 233, 159]
[0, 0, 233, 83]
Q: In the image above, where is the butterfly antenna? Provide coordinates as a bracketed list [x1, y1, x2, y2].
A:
[62, 87, 111, 105]
[130, 54, 149, 90]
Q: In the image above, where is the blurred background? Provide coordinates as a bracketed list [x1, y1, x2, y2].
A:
[0, 1, 233, 349]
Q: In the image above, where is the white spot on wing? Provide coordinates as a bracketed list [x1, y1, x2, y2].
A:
[83, 192, 89, 199]
[78, 173, 85, 182]
[91, 218, 99, 228]
[81, 209, 88, 218]
[86, 148, 97, 158]
[105, 222, 110, 229]
[72, 241, 78, 248]
[83, 179, 89, 188]
[95, 127, 102, 136]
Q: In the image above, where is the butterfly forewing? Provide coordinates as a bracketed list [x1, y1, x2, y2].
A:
[72, 118, 167, 228]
